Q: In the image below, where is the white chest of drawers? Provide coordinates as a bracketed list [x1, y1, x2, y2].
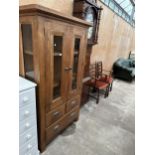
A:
[19, 77, 40, 155]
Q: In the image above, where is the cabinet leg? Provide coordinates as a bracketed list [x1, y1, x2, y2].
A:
[75, 116, 79, 122]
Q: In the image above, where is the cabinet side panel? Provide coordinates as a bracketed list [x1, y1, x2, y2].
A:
[19, 15, 47, 152]
[35, 16, 47, 152]
[19, 23, 25, 76]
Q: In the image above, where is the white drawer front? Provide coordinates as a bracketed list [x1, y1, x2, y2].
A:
[24, 146, 39, 155]
[19, 103, 36, 122]
[19, 138, 37, 155]
[23, 146, 39, 155]
[20, 127, 37, 147]
[20, 116, 36, 134]
[19, 88, 35, 108]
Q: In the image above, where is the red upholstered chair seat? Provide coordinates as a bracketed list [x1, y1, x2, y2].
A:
[95, 80, 109, 89]
[85, 79, 109, 89]
[99, 75, 113, 83]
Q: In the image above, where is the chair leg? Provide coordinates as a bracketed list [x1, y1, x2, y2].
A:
[96, 89, 100, 104]
[107, 86, 110, 97]
[110, 81, 113, 91]
[105, 86, 109, 98]
[92, 87, 96, 93]
[87, 86, 90, 100]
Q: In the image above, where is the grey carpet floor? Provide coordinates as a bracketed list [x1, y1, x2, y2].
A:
[41, 79, 135, 155]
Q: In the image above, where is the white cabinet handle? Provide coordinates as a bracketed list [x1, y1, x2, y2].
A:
[24, 110, 30, 116]
[23, 97, 29, 103]
[27, 144, 32, 150]
[25, 123, 30, 128]
[26, 134, 32, 140]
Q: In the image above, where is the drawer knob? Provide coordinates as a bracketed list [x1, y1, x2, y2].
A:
[26, 134, 32, 140]
[70, 112, 76, 117]
[53, 111, 60, 116]
[23, 97, 29, 103]
[53, 125, 60, 131]
[24, 110, 30, 116]
[71, 100, 76, 105]
[27, 144, 32, 150]
[25, 123, 30, 128]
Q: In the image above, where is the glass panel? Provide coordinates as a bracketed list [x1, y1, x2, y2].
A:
[114, 6, 119, 14]
[118, 9, 123, 16]
[21, 24, 34, 80]
[53, 36, 63, 99]
[72, 38, 80, 90]
[109, 1, 115, 10]
[104, 0, 110, 5]
[122, 12, 126, 18]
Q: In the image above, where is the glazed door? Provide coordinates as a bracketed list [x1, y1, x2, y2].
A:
[45, 21, 72, 111]
[20, 22, 35, 81]
[68, 27, 86, 98]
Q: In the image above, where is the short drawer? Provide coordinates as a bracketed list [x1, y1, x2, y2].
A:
[19, 137, 37, 155]
[19, 88, 35, 108]
[66, 96, 80, 112]
[19, 103, 36, 122]
[19, 126, 37, 147]
[66, 107, 79, 126]
[46, 104, 65, 127]
[46, 117, 65, 144]
[20, 116, 36, 134]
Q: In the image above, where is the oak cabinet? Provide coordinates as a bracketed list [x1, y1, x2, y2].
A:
[19, 4, 91, 152]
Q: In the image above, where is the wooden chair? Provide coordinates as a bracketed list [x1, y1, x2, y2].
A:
[85, 63, 109, 104]
[95, 61, 113, 92]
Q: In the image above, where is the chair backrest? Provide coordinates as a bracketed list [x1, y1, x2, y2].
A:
[89, 63, 96, 80]
[95, 61, 103, 79]
[95, 61, 113, 78]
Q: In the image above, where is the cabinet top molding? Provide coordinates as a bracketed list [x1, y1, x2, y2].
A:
[19, 4, 92, 27]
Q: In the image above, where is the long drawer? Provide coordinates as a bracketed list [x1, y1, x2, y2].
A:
[66, 96, 80, 112]
[19, 89, 35, 108]
[46, 107, 79, 144]
[46, 104, 65, 127]
[46, 117, 65, 144]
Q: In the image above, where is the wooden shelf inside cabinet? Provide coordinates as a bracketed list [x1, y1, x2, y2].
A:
[54, 53, 62, 57]
[24, 50, 33, 56]
[26, 71, 34, 79]
[74, 51, 79, 55]
[54, 81, 59, 88]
